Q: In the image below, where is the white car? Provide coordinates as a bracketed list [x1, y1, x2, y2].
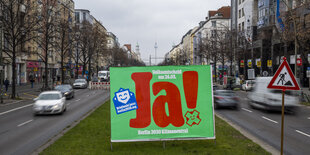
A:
[242, 80, 255, 91]
[73, 79, 88, 89]
[33, 91, 67, 115]
[98, 70, 110, 82]
[247, 77, 300, 113]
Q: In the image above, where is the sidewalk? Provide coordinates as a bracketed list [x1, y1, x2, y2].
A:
[0, 82, 46, 105]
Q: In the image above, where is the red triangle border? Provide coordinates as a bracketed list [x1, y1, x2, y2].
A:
[267, 59, 300, 90]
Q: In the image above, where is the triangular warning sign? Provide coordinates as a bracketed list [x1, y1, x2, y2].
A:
[267, 57, 300, 90]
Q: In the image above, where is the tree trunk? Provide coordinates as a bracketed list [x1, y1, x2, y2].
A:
[75, 46, 79, 79]
[61, 55, 64, 84]
[214, 55, 217, 83]
[11, 45, 16, 99]
[88, 56, 92, 82]
[44, 53, 48, 90]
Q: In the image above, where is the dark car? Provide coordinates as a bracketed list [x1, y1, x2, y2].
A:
[54, 84, 74, 99]
[91, 76, 99, 82]
[214, 90, 239, 110]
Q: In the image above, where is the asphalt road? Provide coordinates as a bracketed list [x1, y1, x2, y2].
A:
[216, 91, 310, 155]
[0, 88, 110, 155]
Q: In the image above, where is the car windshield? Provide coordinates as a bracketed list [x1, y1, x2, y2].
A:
[247, 81, 255, 84]
[55, 85, 70, 91]
[99, 73, 106, 76]
[75, 79, 85, 83]
[39, 94, 61, 100]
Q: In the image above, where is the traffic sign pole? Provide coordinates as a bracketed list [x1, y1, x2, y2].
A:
[281, 89, 285, 155]
[267, 57, 300, 155]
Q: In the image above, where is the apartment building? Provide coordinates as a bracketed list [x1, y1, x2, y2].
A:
[192, 6, 231, 66]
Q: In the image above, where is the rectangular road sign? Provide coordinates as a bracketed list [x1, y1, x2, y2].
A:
[248, 69, 255, 80]
[110, 65, 215, 142]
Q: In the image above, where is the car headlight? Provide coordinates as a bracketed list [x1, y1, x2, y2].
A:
[52, 104, 62, 110]
[64, 92, 69, 95]
[33, 105, 42, 110]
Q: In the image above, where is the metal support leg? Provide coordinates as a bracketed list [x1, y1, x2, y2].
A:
[163, 141, 166, 149]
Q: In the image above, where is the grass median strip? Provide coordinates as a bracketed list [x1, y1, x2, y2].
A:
[41, 101, 270, 155]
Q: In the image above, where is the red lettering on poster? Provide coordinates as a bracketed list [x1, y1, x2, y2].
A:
[130, 72, 153, 128]
[152, 82, 184, 128]
[183, 71, 198, 109]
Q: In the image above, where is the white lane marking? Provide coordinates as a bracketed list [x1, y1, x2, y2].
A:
[18, 119, 33, 127]
[262, 116, 278, 124]
[0, 104, 33, 116]
[296, 130, 310, 138]
[242, 108, 252, 113]
[0, 100, 23, 107]
[67, 103, 71, 106]
[75, 99, 81, 102]
[86, 95, 90, 97]
[308, 117, 310, 120]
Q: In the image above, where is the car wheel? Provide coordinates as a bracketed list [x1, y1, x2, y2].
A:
[214, 103, 219, 109]
[233, 105, 240, 110]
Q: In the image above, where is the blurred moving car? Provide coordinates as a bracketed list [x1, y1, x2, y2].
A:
[213, 85, 219, 91]
[242, 80, 255, 91]
[247, 77, 300, 113]
[33, 91, 66, 115]
[54, 84, 74, 99]
[214, 90, 239, 110]
[73, 79, 88, 89]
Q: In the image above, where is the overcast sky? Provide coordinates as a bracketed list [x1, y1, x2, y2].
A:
[74, 0, 230, 65]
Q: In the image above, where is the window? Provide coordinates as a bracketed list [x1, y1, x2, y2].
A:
[242, 22, 244, 31]
[211, 30, 217, 37]
[75, 12, 80, 23]
[239, 10, 241, 18]
[239, 0, 241, 5]
[242, 8, 245, 17]
[212, 21, 216, 27]
[239, 23, 241, 31]
[83, 12, 86, 21]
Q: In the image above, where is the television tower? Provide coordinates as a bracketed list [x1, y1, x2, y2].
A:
[154, 42, 158, 65]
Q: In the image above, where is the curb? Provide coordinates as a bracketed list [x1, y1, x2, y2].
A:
[215, 113, 279, 155]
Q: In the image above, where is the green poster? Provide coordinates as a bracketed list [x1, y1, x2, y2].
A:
[110, 65, 215, 142]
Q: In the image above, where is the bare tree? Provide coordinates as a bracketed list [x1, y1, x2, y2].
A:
[72, 24, 82, 78]
[78, 21, 92, 78]
[54, 2, 73, 84]
[34, 0, 60, 90]
[0, 0, 39, 98]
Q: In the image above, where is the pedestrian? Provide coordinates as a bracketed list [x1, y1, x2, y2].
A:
[4, 78, 9, 92]
[29, 74, 35, 88]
